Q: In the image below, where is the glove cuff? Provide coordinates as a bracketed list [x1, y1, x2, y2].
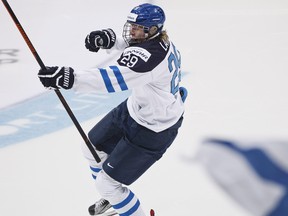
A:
[60, 67, 74, 89]
[102, 28, 116, 49]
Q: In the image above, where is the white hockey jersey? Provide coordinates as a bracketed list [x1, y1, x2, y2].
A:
[74, 37, 184, 132]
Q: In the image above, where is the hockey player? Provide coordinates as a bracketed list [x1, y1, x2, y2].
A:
[38, 3, 186, 216]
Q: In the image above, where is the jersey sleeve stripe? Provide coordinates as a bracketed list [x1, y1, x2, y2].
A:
[110, 66, 128, 91]
[99, 68, 115, 93]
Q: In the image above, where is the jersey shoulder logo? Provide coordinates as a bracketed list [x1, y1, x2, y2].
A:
[122, 47, 151, 62]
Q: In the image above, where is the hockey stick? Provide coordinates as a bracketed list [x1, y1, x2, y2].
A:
[1, 0, 101, 163]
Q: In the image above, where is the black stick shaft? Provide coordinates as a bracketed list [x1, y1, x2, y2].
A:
[1, 0, 100, 162]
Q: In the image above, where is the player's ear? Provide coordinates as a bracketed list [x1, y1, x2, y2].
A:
[149, 26, 158, 36]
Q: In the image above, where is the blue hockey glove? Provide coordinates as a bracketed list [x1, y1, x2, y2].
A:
[38, 66, 74, 90]
[85, 28, 116, 52]
[179, 87, 188, 103]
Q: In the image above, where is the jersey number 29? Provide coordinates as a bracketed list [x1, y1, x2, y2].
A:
[168, 44, 181, 95]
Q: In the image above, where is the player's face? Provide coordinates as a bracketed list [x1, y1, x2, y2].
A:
[130, 24, 145, 40]
[122, 22, 147, 45]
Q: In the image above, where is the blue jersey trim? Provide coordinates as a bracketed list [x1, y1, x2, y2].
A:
[110, 66, 128, 91]
[99, 68, 115, 92]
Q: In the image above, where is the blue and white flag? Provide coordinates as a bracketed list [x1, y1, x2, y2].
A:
[196, 138, 288, 216]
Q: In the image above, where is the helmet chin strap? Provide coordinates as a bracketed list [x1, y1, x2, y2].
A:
[147, 32, 160, 40]
[146, 26, 160, 40]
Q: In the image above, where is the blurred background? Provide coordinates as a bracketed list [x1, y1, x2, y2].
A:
[1, 0, 288, 215]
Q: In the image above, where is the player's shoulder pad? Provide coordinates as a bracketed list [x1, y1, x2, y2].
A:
[117, 38, 170, 73]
